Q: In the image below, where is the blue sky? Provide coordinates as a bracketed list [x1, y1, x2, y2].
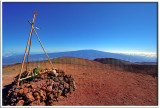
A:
[2, 2, 157, 57]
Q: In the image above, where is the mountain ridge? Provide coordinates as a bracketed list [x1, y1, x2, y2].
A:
[2, 50, 157, 65]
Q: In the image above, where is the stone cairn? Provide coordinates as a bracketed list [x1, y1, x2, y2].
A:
[5, 68, 76, 106]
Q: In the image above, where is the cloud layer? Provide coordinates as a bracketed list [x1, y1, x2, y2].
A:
[106, 51, 157, 58]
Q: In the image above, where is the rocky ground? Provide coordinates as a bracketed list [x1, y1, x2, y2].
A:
[2, 57, 158, 106]
[3, 69, 76, 106]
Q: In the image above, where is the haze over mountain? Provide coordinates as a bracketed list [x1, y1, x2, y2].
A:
[2, 50, 157, 65]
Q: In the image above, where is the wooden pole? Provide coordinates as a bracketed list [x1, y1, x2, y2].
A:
[33, 28, 54, 69]
[26, 28, 33, 71]
[26, 21, 33, 72]
[17, 11, 37, 88]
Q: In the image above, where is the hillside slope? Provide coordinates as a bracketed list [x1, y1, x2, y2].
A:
[94, 58, 134, 65]
[2, 57, 158, 106]
[94, 58, 158, 77]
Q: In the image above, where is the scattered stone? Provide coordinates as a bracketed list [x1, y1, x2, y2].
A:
[29, 100, 41, 106]
[46, 92, 51, 96]
[18, 89, 24, 95]
[69, 85, 73, 94]
[57, 90, 62, 97]
[11, 103, 14, 106]
[54, 77, 59, 82]
[59, 84, 64, 90]
[40, 75, 45, 79]
[50, 81, 54, 86]
[41, 86, 46, 90]
[59, 77, 63, 81]
[55, 73, 58, 77]
[64, 77, 69, 83]
[60, 81, 64, 85]
[19, 97, 23, 100]
[35, 95, 40, 100]
[73, 81, 77, 91]
[34, 78, 38, 82]
[34, 92, 40, 100]
[65, 92, 71, 97]
[46, 81, 50, 86]
[46, 86, 52, 92]
[24, 84, 31, 88]
[23, 88, 29, 94]
[47, 100, 55, 105]
[50, 69, 56, 76]
[10, 98, 16, 103]
[25, 92, 35, 102]
[16, 100, 24, 106]
[64, 83, 69, 89]
[64, 88, 69, 97]
[54, 92, 58, 98]
[57, 96, 64, 101]
[40, 101, 45, 106]
[39, 90, 46, 101]
[48, 93, 54, 100]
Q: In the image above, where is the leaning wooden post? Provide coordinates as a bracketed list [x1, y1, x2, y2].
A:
[17, 11, 37, 88]
[26, 27, 33, 72]
[33, 28, 54, 69]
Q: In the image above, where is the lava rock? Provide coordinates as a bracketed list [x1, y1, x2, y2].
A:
[59, 77, 64, 81]
[46, 100, 55, 106]
[46, 86, 52, 92]
[41, 86, 46, 90]
[55, 73, 58, 77]
[48, 93, 54, 100]
[59, 84, 64, 90]
[73, 81, 77, 91]
[29, 100, 41, 106]
[64, 77, 69, 83]
[24, 84, 31, 88]
[65, 92, 71, 97]
[5, 68, 76, 106]
[40, 75, 45, 79]
[24, 92, 35, 102]
[64, 88, 69, 97]
[54, 77, 59, 82]
[10, 98, 17, 103]
[57, 96, 64, 101]
[18, 89, 24, 95]
[40, 101, 46, 106]
[23, 88, 29, 94]
[16, 100, 24, 106]
[39, 90, 46, 101]
[64, 83, 69, 89]
[69, 85, 73, 94]
[57, 90, 62, 97]
[33, 92, 40, 100]
[50, 81, 54, 86]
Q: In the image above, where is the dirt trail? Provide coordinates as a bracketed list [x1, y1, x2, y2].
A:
[2, 61, 158, 106]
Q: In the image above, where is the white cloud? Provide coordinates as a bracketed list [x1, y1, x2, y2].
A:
[3, 52, 15, 57]
[105, 50, 157, 58]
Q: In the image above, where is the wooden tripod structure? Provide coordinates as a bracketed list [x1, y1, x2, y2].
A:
[17, 11, 54, 88]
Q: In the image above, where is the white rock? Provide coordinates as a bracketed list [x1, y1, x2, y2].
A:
[52, 69, 57, 74]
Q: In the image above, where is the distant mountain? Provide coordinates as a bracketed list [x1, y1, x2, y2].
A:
[2, 50, 157, 65]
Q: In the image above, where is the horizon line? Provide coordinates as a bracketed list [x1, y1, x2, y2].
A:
[2, 49, 157, 58]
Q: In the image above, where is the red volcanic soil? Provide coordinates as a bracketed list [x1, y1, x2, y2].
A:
[2, 57, 158, 106]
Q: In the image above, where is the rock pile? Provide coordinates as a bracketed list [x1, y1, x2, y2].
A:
[5, 69, 76, 106]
